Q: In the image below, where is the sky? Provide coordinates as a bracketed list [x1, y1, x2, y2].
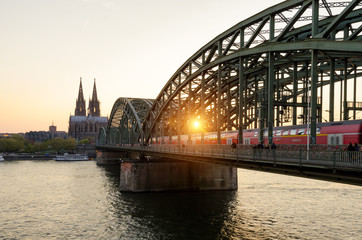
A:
[0, 0, 286, 133]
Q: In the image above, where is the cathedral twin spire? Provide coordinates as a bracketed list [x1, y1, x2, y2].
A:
[75, 77, 100, 117]
[75, 78, 86, 116]
[89, 79, 100, 117]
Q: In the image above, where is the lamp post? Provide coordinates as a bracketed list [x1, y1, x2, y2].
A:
[307, 78, 310, 162]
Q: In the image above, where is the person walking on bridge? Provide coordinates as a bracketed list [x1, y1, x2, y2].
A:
[271, 142, 277, 150]
[347, 142, 354, 151]
[231, 142, 237, 152]
[347, 142, 354, 163]
[354, 143, 359, 152]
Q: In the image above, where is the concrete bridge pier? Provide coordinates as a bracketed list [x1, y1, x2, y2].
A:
[96, 150, 126, 165]
[96, 150, 238, 192]
[120, 159, 238, 192]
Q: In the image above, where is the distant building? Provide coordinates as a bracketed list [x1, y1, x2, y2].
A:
[68, 78, 108, 142]
[49, 124, 56, 134]
[48, 122, 66, 140]
[25, 128, 67, 144]
[25, 131, 50, 144]
[49, 122, 57, 138]
[55, 131, 67, 139]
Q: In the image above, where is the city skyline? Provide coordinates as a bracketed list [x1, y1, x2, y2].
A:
[1, 0, 285, 133]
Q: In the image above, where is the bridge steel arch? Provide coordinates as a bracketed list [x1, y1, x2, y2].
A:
[105, 98, 154, 145]
[142, 0, 362, 145]
[97, 126, 107, 145]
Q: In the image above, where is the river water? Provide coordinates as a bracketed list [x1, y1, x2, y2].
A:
[0, 160, 361, 240]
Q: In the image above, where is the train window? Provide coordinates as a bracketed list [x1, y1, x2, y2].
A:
[290, 129, 297, 135]
[297, 129, 305, 135]
[304, 128, 320, 135]
[276, 130, 282, 136]
[282, 130, 289, 136]
[328, 134, 343, 145]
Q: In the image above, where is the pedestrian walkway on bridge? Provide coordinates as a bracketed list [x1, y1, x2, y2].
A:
[98, 143, 362, 185]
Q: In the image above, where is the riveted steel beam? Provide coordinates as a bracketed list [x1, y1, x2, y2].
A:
[315, 0, 361, 38]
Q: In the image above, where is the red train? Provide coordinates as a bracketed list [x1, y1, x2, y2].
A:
[151, 119, 362, 146]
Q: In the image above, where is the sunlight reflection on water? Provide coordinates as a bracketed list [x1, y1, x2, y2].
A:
[0, 160, 361, 239]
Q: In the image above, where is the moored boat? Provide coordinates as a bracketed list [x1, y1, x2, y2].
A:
[54, 153, 89, 161]
[0, 155, 4, 161]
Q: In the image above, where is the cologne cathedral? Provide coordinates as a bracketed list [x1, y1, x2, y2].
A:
[68, 78, 108, 142]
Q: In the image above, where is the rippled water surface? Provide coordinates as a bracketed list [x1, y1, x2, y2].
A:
[0, 160, 361, 239]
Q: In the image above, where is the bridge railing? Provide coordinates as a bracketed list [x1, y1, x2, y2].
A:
[122, 144, 362, 169]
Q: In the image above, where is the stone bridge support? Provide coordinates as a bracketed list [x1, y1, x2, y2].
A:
[96, 150, 126, 165]
[96, 149, 237, 192]
[120, 159, 238, 192]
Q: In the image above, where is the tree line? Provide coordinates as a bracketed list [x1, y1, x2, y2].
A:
[0, 135, 77, 153]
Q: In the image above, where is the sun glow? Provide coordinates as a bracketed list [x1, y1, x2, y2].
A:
[193, 121, 200, 128]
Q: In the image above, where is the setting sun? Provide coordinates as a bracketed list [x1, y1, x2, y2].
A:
[193, 121, 200, 128]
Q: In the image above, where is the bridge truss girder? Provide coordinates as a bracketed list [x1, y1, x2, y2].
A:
[105, 98, 154, 145]
[97, 127, 107, 145]
[143, 0, 362, 145]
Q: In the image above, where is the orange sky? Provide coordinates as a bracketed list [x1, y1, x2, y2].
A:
[9, 0, 352, 133]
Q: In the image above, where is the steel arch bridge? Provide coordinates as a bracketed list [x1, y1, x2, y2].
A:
[100, 98, 154, 145]
[142, 0, 362, 145]
[102, 0, 362, 146]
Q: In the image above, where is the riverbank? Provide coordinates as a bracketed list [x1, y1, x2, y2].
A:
[3, 154, 55, 161]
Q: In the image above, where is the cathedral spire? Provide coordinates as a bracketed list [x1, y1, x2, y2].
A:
[92, 78, 98, 102]
[75, 77, 86, 116]
[88, 78, 100, 117]
[78, 77, 85, 100]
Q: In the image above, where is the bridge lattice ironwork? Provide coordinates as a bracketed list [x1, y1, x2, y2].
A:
[102, 98, 154, 145]
[102, 0, 362, 146]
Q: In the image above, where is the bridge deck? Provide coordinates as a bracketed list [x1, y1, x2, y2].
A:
[97, 144, 362, 185]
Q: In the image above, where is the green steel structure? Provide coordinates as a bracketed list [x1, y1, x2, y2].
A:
[97, 127, 107, 145]
[103, 98, 154, 145]
[102, 0, 362, 146]
[141, 0, 362, 145]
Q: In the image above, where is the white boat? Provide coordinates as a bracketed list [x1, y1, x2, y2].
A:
[54, 153, 89, 161]
[0, 155, 4, 162]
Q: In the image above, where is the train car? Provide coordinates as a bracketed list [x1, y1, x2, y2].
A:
[319, 120, 362, 145]
[168, 134, 188, 145]
[222, 131, 239, 145]
[198, 131, 238, 144]
[150, 119, 362, 145]
[242, 129, 258, 145]
[271, 125, 319, 145]
[251, 119, 362, 145]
